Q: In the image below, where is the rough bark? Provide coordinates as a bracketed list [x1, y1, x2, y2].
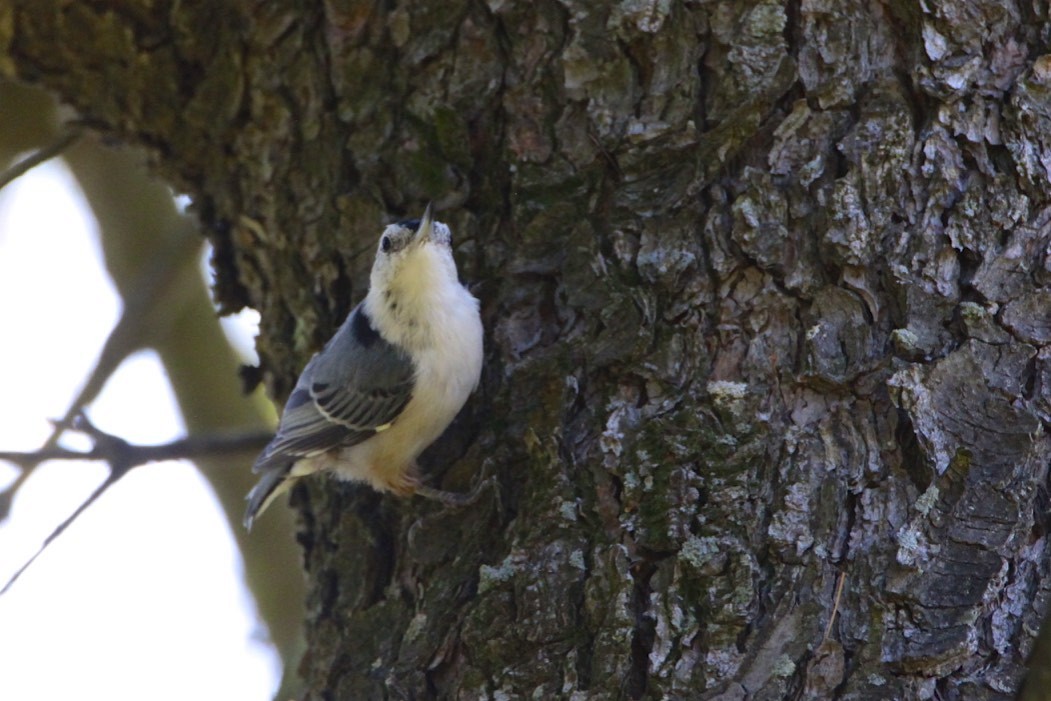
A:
[8, 1, 1051, 699]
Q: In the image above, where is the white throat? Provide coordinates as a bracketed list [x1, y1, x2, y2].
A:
[365, 243, 464, 352]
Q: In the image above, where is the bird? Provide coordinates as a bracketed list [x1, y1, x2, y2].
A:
[244, 204, 484, 530]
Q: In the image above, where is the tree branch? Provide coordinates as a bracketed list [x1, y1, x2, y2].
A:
[0, 216, 204, 524]
[0, 422, 271, 469]
[0, 412, 271, 596]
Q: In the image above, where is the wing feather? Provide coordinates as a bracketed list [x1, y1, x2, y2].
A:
[250, 304, 415, 474]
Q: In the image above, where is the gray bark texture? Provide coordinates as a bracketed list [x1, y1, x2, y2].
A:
[7, 0, 1051, 699]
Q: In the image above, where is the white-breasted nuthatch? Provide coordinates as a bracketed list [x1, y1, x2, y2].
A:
[244, 205, 484, 529]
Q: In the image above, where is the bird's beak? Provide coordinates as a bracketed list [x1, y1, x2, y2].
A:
[414, 203, 434, 244]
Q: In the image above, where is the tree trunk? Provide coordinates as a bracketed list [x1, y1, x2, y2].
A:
[8, 1, 1051, 698]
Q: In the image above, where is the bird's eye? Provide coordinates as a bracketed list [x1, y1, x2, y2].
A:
[381, 235, 392, 253]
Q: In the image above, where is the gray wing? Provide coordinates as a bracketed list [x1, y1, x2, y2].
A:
[255, 304, 416, 471]
[245, 304, 415, 527]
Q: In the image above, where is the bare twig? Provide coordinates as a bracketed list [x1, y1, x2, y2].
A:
[0, 412, 271, 596]
[824, 570, 846, 640]
[0, 426, 272, 468]
[0, 128, 83, 192]
[1, 458, 127, 597]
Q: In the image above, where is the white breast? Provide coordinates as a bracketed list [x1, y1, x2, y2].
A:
[333, 276, 483, 491]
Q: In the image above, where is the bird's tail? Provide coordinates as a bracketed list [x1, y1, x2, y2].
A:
[244, 467, 296, 531]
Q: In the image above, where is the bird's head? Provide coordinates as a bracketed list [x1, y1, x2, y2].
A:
[369, 203, 457, 291]
[366, 204, 462, 347]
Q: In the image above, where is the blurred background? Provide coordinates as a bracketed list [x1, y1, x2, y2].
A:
[0, 82, 303, 700]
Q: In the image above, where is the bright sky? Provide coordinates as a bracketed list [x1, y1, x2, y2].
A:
[0, 161, 280, 700]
